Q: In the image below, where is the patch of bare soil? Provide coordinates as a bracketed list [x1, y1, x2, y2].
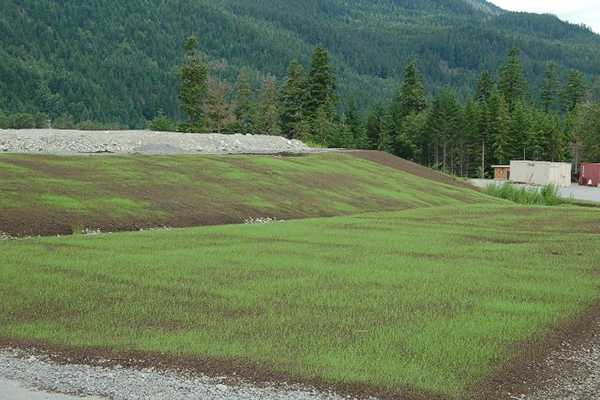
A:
[346, 150, 479, 191]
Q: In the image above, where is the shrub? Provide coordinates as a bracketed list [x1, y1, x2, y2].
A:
[484, 182, 561, 206]
[149, 109, 174, 132]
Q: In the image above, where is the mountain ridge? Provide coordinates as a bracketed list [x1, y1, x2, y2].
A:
[0, 0, 598, 126]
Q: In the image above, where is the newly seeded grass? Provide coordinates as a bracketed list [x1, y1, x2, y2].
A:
[0, 152, 496, 235]
[1, 204, 599, 397]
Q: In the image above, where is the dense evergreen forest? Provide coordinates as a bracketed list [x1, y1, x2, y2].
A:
[1, 0, 600, 127]
[162, 36, 599, 178]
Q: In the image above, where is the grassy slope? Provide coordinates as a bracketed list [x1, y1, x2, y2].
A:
[0, 152, 493, 236]
[1, 205, 599, 397]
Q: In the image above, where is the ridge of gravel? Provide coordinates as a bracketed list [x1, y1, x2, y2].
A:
[0, 130, 312, 155]
[0, 348, 366, 400]
[509, 318, 600, 399]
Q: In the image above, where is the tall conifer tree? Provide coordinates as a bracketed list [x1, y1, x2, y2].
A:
[541, 61, 559, 112]
[253, 75, 281, 136]
[475, 71, 494, 105]
[561, 69, 587, 112]
[306, 45, 337, 119]
[281, 60, 308, 138]
[235, 70, 254, 133]
[179, 34, 208, 132]
[400, 60, 427, 118]
[500, 48, 526, 112]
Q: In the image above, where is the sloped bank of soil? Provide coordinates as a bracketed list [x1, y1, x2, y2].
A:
[0, 152, 489, 237]
[346, 150, 478, 191]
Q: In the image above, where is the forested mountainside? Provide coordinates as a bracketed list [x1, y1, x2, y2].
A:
[1, 0, 599, 127]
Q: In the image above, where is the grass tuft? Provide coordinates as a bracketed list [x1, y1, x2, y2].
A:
[484, 182, 561, 206]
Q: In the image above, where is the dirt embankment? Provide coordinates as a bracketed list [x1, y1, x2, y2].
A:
[347, 150, 478, 191]
[0, 151, 484, 237]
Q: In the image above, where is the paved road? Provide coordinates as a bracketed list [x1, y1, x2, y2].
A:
[470, 179, 600, 203]
[0, 378, 103, 400]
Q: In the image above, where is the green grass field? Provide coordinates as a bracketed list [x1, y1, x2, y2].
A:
[2, 204, 599, 397]
[0, 152, 494, 236]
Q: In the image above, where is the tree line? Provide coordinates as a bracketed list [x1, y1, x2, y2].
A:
[165, 36, 600, 176]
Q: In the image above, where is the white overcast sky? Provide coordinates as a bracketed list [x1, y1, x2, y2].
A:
[490, 0, 600, 33]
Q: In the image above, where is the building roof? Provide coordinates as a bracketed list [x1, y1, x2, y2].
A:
[510, 160, 572, 166]
[492, 165, 510, 168]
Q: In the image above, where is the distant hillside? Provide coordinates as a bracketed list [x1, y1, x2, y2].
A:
[1, 0, 599, 126]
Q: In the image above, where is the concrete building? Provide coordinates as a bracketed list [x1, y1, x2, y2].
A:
[509, 161, 572, 188]
[492, 165, 510, 180]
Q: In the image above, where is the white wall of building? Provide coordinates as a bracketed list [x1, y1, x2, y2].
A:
[509, 161, 572, 187]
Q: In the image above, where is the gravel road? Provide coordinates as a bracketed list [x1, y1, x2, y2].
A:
[0, 348, 359, 400]
[0, 130, 311, 155]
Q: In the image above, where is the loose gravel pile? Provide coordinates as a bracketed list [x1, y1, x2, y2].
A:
[0, 130, 311, 154]
[0, 348, 363, 400]
[511, 319, 600, 399]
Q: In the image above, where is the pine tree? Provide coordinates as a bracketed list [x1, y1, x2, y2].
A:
[396, 111, 426, 163]
[475, 71, 494, 105]
[345, 96, 367, 148]
[281, 60, 308, 139]
[179, 34, 208, 132]
[509, 100, 530, 160]
[305, 45, 337, 120]
[149, 109, 173, 132]
[312, 107, 336, 146]
[526, 106, 545, 161]
[377, 112, 393, 153]
[499, 48, 526, 112]
[0, 110, 6, 129]
[400, 60, 427, 118]
[253, 75, 281, 136]
[389, 88, 403, 136]
[235, 70, 254, 133]
[548, 112, 569, 162]
[365, 106, 384, 150]
[575, 102, 600, 162]
[336, 116, 356, 149]
[541, 61, 559, 112]
[462, 98, 481, 177]
[426, 89, 462, 173]
[593, 76, 600, 103]
[561, 69, 587, 112]
[491, 97, 512, 165]
[292, 119, 312, 142]
[205, 75, 234, 133]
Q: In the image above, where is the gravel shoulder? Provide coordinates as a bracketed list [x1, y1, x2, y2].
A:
[510, 318, 600, 399]
[0, 129, 314, 155]
[0, 377, 102, 400]
[0, 348, 355, 400]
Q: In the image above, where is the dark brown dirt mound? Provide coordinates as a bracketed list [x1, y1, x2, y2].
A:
[347, 150, 478, 191]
